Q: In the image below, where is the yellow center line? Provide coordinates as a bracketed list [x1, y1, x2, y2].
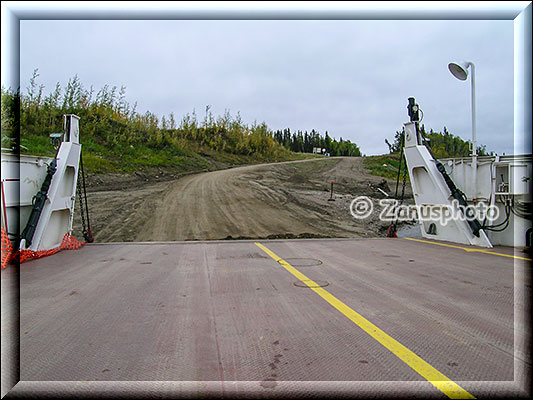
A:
[404, 237, 531, 261]
[255, 242, 476, 400]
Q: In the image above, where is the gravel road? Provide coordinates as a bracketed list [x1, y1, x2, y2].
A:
[75, 157, 413, 242]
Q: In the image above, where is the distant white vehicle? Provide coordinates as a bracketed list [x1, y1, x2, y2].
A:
[312, 147, 328, 155]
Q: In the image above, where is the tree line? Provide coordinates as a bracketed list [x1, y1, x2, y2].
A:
[386, 125, 490, 158]
[272, 128, 361, 157]
[1, 69, 361, 159]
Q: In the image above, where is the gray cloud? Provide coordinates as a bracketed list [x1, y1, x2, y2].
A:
[19, 18, 514, 155]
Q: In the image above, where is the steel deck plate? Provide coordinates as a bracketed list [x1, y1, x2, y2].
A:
[2, 238, 530, 398]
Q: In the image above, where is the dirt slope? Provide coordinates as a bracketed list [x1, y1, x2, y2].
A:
[76, 157, 412, 242]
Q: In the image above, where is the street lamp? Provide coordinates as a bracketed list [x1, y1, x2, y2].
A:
[448, 61, 477, 201]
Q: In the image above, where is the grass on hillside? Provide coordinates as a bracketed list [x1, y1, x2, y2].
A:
[14, 132, 405, 180]
[17, 133, 319, 175]
[363, 153, 409, 181]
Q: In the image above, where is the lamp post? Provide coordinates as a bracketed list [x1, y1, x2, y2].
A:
[448, 61, 477, 201]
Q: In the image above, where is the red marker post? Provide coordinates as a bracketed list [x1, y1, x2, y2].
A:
[328, 180, 335, 201]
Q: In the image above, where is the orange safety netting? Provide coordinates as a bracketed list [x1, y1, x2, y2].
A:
[1, 226, 86, 268]
[1, 226, 13, 269]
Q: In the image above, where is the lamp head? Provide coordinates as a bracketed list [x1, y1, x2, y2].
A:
[448, 61, 470, 81]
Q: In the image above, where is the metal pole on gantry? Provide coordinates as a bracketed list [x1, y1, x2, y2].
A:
[448, 60, 477, 201]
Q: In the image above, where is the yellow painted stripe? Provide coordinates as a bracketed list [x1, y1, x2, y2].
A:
[255, 242, 476, 400]
[404, 237, 531, 261]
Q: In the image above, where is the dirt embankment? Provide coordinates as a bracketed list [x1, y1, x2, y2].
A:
[74, 157, 413, 242]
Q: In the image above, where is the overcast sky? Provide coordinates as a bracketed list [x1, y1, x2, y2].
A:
[18, 16, 515, 155]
